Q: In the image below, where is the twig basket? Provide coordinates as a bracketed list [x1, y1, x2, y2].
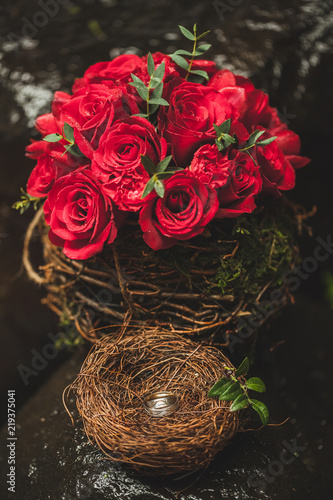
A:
[64, 328, 240, 474]
[23, 200, 309, 345]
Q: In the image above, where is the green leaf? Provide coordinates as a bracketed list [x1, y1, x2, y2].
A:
[147, 52, 155, 77]
[66, 144, 85, 157]
[214, 119, 231, 136]
[256, 136, 277, 147]
[132, 113, 149, 118]
[235, 357, 250, 377]
[215, 133, 236, 151]
[170, 54, 189, 71]
[43, 133, 62, 142]
[195, 43, 211, 55]
[189, 69, 209, 81]
[12, 190, 42, 214]
[141, 155, 156, 176]
[246, 377, 266, 393]
[187, 73, 207, 84]
[230, 394, 249, 411]
[61, 144, 72, 156]
[155, 171, 177, 179]
[196, 30, 211, 41]
[153, 61, 165, 82]
[243, 129, 265, 149]
[141, 177, 155, 198]
[173, 49, 193, 57]
[129, 81, 145, 90]
[215, 139, 225, 152]
[148, 104, 160, 115]
[250, 399, 269, 426]
[156, 155, 173, 173]
[148, 97, 169, 106]
[178, 25, 195, 41]
[151, 81, 163, 100]
[208, 377, 231, 397]
[63, 122, 74, 143]
[154, 179, 165, 198]
[130, 73, 146, 87]
[134, 85, 149, 101]
[219, 381, 242, 401]
[150, 77, 162, 88]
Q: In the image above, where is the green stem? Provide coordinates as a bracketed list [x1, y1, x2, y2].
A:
[245, 150, 258, 166]
[146, 78, 152, 118]
[185, 26, 197, 80]
[239, 144, 254, 152]
[230, 373, 252, 406]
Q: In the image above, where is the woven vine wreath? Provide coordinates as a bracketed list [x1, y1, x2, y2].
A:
[64, 328, 241, 475]
[23, 200, 310, 345]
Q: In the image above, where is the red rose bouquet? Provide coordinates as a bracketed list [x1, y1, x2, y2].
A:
[16, 26, 313, 461]
[17, 24, 309, 261]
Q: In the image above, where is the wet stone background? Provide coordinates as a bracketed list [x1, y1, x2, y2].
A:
[0, 0, 332, 499]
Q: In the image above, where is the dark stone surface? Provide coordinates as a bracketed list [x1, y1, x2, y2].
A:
[0, 0, 332, 498]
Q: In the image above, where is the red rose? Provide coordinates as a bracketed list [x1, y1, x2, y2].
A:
[209, 69, 255, 94]
[139, 171, 219, 250]
[26, 139, 49, 159]
[53, 84, 139, 160]
[34, 112, 62, 136]
[158, 81, 248, 166]
[190, 59, 217, 78]
[133, 53, 181, 84]
[72, 54, 143, 92]
[256, 141, 296, 194]
[215, 149, 262, 218]
[44, 170, 118, 260]
[208, 69, 310, 171]
[92, 116, 167, 211]
[27, 144, 88, 198]
[190, 144, 233, 188]
[274, 129, 310, 169]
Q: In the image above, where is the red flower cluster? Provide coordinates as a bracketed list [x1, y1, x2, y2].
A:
[26, 52, 309, 259]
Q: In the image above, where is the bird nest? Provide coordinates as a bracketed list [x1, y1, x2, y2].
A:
[64, 327, 241, 475]
[24, 200, 312, 345]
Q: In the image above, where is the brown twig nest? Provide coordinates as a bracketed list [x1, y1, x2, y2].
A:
[64, 327, 241, 475]
[24, 201, 314, 344]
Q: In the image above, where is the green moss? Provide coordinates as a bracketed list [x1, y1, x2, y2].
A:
[154, 203, 298, 305]
[211, 208, 296, 300]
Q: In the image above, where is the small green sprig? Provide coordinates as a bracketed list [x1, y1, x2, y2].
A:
[129, 53, 169, 119]
[141, 155, 180, 199]
[43, 122, 85, 158]
[214, 119, 237, 151]
[169, 24, 211, 82]
[213, 119, 277, 165]
[12, 188, 42, 214]
[208, 357, 269, 426]
[239, 130, 277, 153]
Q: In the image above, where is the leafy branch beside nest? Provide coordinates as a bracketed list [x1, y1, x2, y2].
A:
[208, 357, 269, 426]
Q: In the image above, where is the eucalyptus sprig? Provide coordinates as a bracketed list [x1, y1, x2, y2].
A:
[12, 188, 42, 214]
[129, 53, 169, 119]
[208, 357, 269, 426]
[213, 119, 277, 165]
[169, 24, 211, 82]
[141, 155, 180, 199]
[43, 122, 85, 158]
[214, 119, 237, 151]
[239, 130, 277, 152]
